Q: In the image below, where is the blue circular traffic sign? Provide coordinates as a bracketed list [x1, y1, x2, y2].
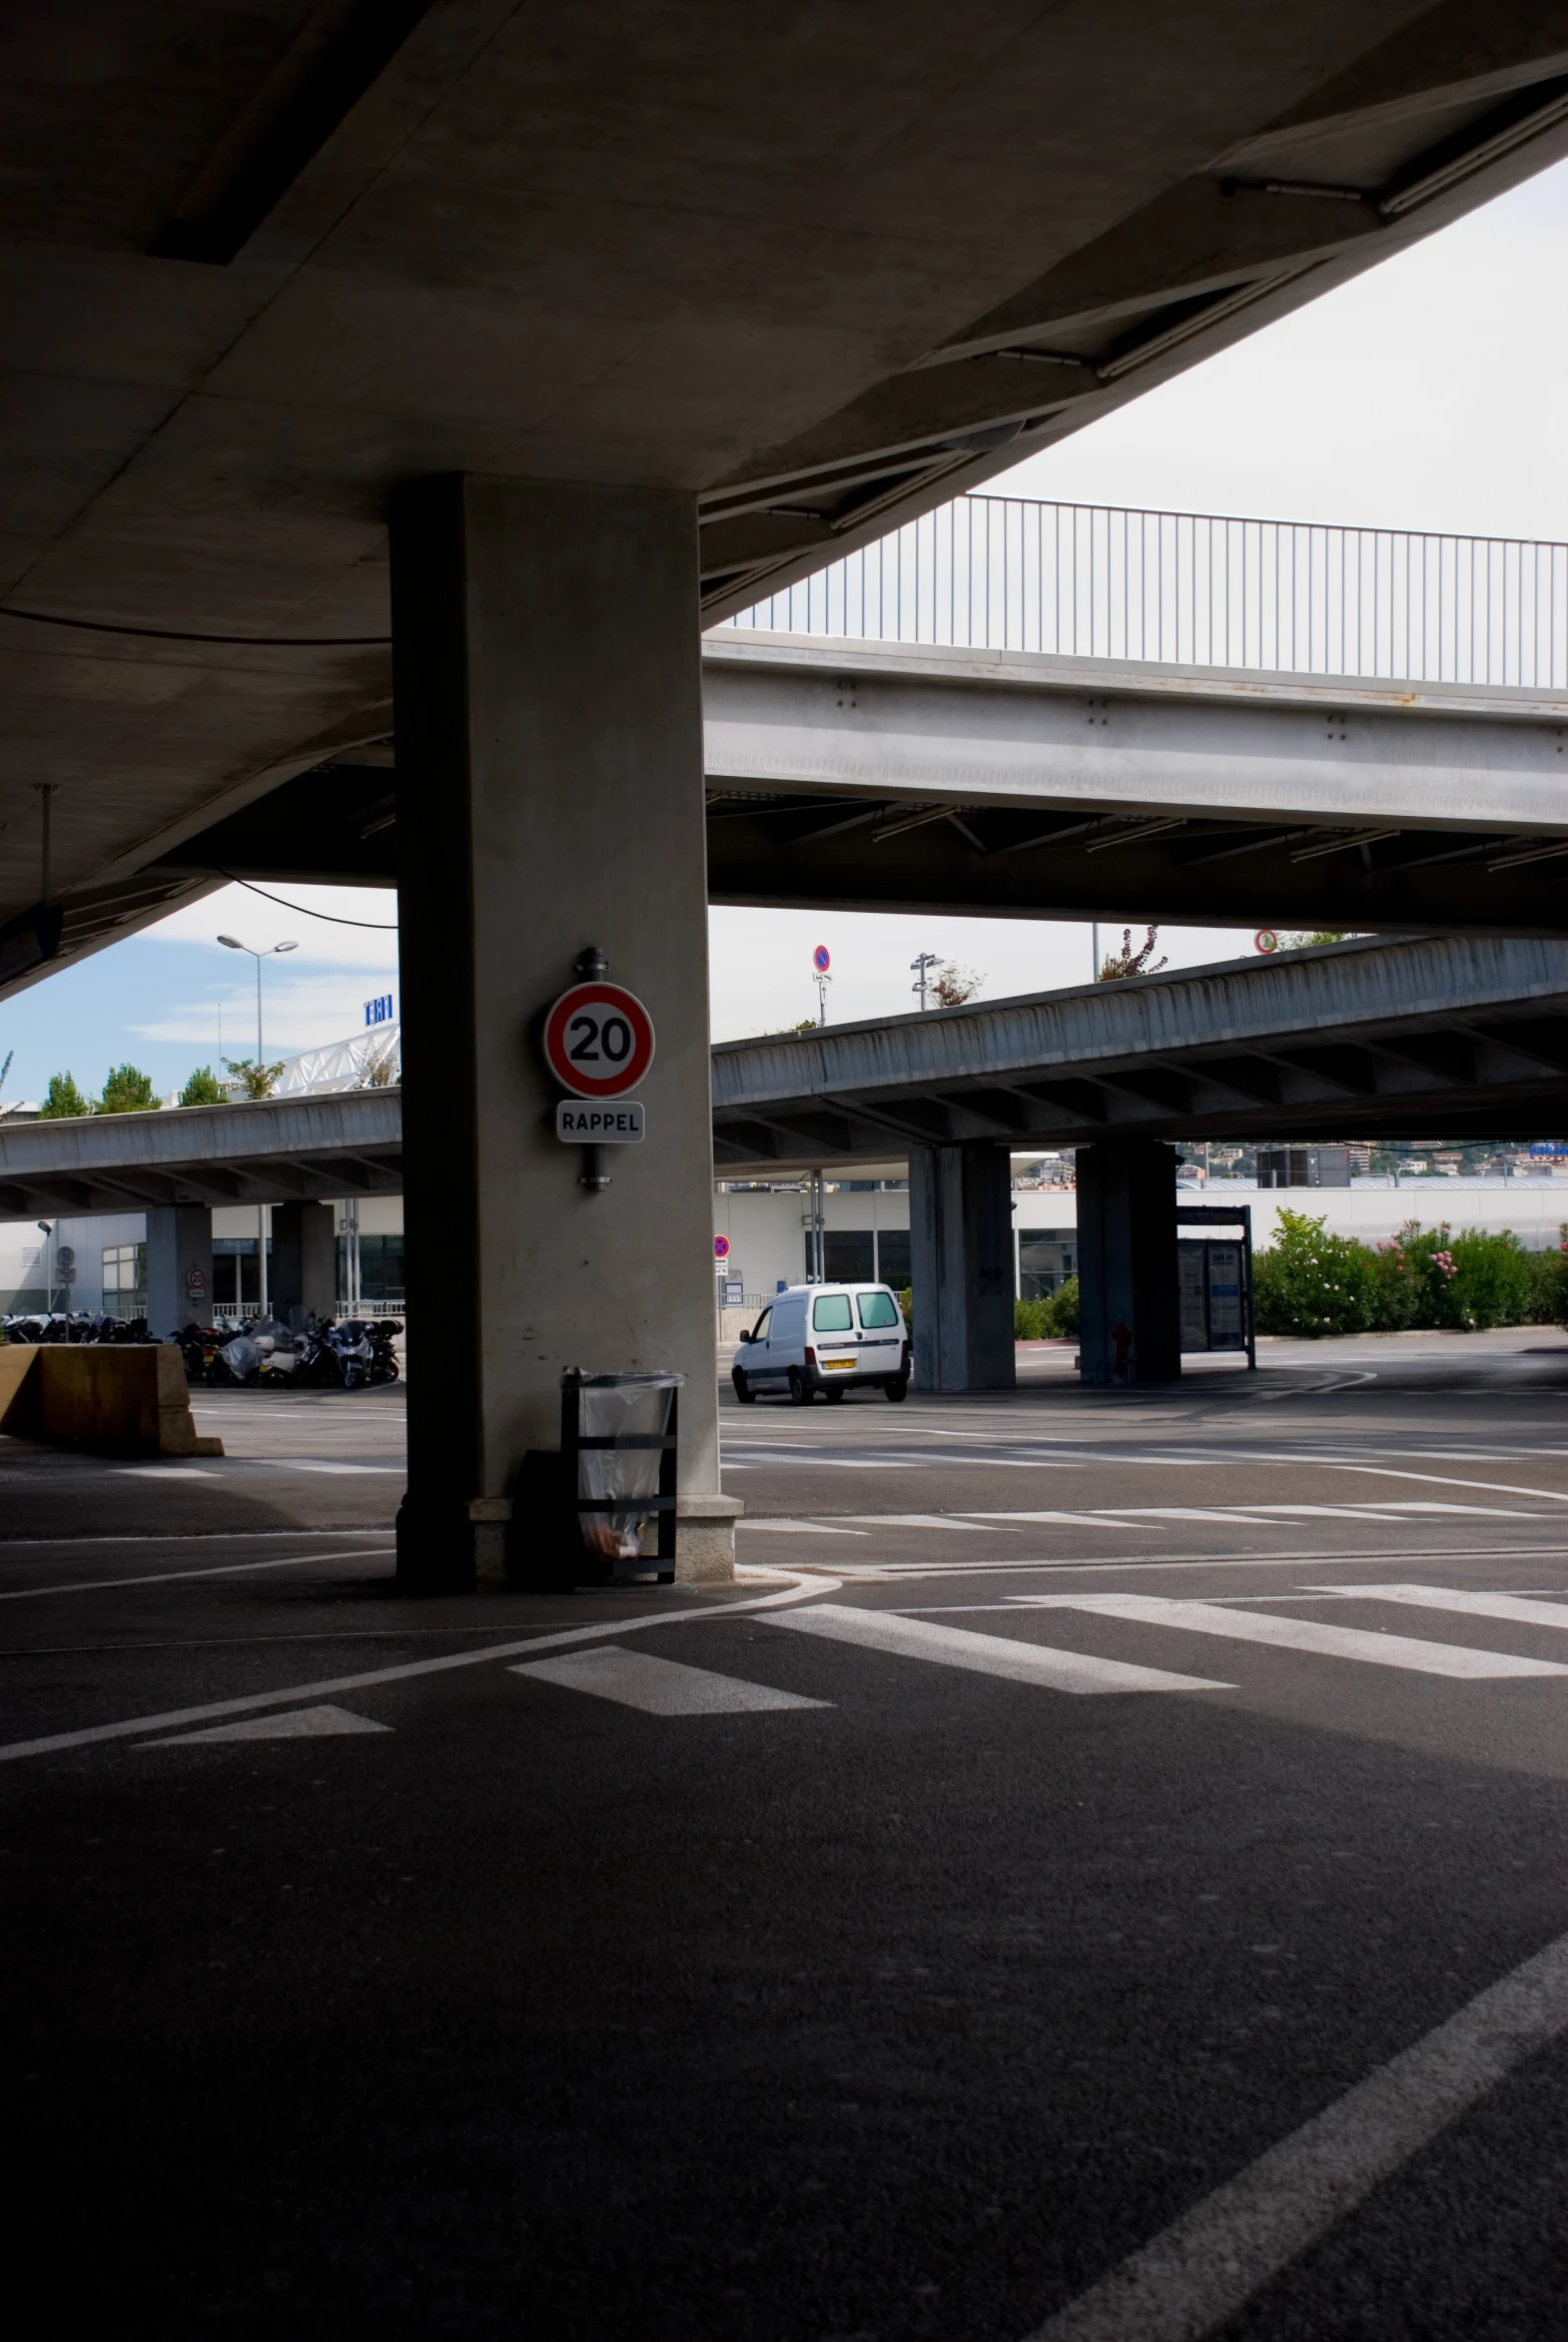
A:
[813, 945, 831, 972]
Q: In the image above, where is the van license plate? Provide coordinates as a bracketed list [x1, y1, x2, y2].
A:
[824, 1358, 856, 1370]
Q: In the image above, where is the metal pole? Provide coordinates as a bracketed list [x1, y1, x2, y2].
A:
[256, 952, 268, 1318]
[1092, 923, 1100, 982]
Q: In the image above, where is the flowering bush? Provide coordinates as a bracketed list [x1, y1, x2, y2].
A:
[1256, 1211, 1543, 1337]
[1252, 1210, 1376, 1337]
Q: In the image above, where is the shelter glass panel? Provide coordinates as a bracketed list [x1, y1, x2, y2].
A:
[1019, 1228, 1076, 1299]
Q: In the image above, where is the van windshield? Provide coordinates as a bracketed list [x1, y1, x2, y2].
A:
[857, 1290, 900, 1329]
[811, 1293, 854, 1331]
[749, 1308, 771, 1342]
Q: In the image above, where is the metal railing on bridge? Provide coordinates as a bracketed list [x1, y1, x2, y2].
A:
[725, 494, 1568, 691]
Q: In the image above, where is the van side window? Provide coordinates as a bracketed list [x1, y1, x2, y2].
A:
[811, 1293, 854, 1331]
[749, 1307, 772, 1342]
[857, 1290, 900, 1328]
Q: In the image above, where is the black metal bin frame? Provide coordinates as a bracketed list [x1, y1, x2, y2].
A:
[560, 1368, 679, 1584]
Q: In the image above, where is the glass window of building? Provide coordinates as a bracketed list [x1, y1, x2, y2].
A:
[101, 1241, 148, 1316]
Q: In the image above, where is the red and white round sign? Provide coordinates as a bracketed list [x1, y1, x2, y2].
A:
[542, 981, 655, 1099]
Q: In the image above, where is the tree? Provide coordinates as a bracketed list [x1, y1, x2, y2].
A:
[930, 961, 984, 1007]
[1280, 929, 1349, 949]
[99, 1063, 159, 1114]
[224, 1056, 286, 1100]
[179, 1065, 228, 1106]
[39, 1071, 91, 1118]
[1099, 925, 1168, 981]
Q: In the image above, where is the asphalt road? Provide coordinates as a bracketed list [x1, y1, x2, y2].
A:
[6, 1333, 1568, 2337]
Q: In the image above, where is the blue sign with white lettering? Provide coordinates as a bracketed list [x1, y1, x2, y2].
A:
[365, 994, 394, 1028]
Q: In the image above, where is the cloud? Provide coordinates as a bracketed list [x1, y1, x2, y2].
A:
[132, 968, 396, 1055]
[148, 882, 399, 973]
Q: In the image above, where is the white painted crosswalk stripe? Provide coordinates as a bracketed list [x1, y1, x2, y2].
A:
[1305, 1583, 1568, 1632]
[146, 1704, 391, 1745]
[769, 1604, 1232, 1696]
[840, 1513, 1002, 1532]
[511, 1647, 830, 1715]
[1011, 1594, 1568, 1679]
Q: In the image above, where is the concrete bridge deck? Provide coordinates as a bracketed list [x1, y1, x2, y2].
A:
[7, 935, 1568, 1214]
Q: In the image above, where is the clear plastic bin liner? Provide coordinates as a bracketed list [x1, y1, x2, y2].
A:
[573, 1371, 683, 1562]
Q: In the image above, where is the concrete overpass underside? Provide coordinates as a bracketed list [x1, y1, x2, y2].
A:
[5, 937, 1568, 1221]
[711, 935, 1568, 1173]
[7, 8, 1568, 1002]
[97, 631, 1568, 962]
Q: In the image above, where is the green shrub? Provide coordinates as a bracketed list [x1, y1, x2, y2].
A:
[1049, 1275, 1080, 1335]
[1251, 1209, 1375, 1337]
[1014, 1278, 1080, 1339]
[1445, 1226, 1536, 1330]
[179, 1065, 228, 1107]
[1531, 1227, 1568, 1329]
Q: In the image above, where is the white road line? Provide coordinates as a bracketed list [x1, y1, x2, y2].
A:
[738, 1519, 870, 1535]
[1013, 1594, 1568, 1679]
[1329, 1463, 1568, 1506]
[0, 1572, 837, 1763]
[146, 1704, 392, 1745]
[271, 1460, 400, 1475]
[511, 1647, 829, 1715]
[1232, 1504, 1409, 1522]
[0, 1547, 394, 1600]
[960, 1512, 1162, 1531]
[768, 1604, 1231, 1695]
[839, 1513, 1004, 1532]
[1094, 1507, 1282, 1527]
[1306, 1583, 1568, 1631]
[1024, 1926, 1568, 2342]
[118, 1465, 220, 1479]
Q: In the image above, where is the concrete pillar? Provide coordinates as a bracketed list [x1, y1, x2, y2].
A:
[270, 1201, 337, 1328]
[908, 1144, 1016, 1392]
[144, 1205, 213, 1334]
[1076, 1140, 1181, 1385]
[391, 475, 737, 1593]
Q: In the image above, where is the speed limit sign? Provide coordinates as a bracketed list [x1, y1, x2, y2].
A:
[542, 980, 655, 1099]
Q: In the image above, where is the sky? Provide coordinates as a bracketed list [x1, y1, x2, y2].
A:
[3, 157, 1566, 1103]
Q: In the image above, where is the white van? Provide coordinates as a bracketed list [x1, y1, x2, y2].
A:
[731, 1282, 910, 1405]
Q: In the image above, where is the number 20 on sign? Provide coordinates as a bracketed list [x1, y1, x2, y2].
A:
[542, 981, 656, 1099]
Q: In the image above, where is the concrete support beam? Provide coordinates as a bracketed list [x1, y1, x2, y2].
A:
[908, 1143, 1016, 1393]
[144, 1204, 212, 1334]
[392, 474, 735, 1593]
[1076, 1140, 1181, 1385]
[271, 1201, 337, 1328]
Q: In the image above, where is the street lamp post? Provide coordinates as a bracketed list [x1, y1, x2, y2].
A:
[218, 934, 297, 1317]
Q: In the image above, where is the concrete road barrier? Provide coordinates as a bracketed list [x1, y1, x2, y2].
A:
[0, 1344, 223, 1457]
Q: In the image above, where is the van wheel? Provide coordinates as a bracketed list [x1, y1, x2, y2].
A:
[824, 1382, 846, 1403]
[884, 1377, 909, 1402]
[731, 1368, 756, 1404]
[787, 1368, 810, 1405]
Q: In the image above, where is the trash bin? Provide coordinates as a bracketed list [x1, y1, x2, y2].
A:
[561, 1367, 683, 1584]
